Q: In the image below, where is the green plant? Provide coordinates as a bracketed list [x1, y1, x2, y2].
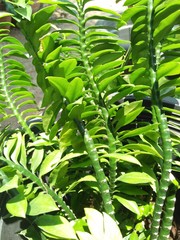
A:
[0, 0, 180, 239]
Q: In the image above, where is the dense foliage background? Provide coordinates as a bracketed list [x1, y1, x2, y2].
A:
[0, 0, 180, 239]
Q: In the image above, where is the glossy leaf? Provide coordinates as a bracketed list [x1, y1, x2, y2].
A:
[27, 192, 59, 216]
[39, 150, 64, 177]
[35, 214, 77, 239]
[30, 148, 44, 173]
[84, 208, 123, 240]
[102, 153, 141, 166]
[6, 194, 27, 218]
[114, 195, 140, 215]
[48, 76, 69, 97]
[117, 172, 155, 185]
[157, 62, 180, 79]
[65, 77, 84, 102]
[0, 175, 19, 193]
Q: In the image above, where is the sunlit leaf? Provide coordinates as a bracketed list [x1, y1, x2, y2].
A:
[27, 192, 59, 216]
[114, 195, 140, 215]
[117, 172, 155, 185]
[0, 175, 19, 193]
[35, 214, 77, 239]
[39, 150, 64, 177]
[6, 194, 27, 218]
[102, 153, 141, 166]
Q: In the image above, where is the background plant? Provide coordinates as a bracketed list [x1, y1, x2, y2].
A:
[0, 0, 179, 239]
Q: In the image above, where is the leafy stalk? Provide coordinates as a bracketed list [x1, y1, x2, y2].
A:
[77, 0, 117, 197]
[0, 48, 36, 141]
[0, 156, 76, 220]
[146, 0, 173, 238]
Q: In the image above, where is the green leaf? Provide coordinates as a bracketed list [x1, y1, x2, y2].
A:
[6, 194, 27, 218]
[47, 76, 69, 97]
[157, 62, 180, 79]
[45, 45, 62, 63]
[154, 11, 180, 45]
[114, 101, 144, 130]
[121, 143, 163, 158]
[117, 172, 155, 185]
[27, 192, 59, 216]
[114, 195, 140, 215]
[119, 124, 158, 140]
[0, 175, 19, 193]
[65, 77, 84, 102]
[76, 232, 94, 240]
[59, 58, 77, 77]
[35, 214, 77, 239]
[102, 153, 141, 166]
[30, 148, 44, 173]
[85, 6, 121, 17]
[85, 208, 104, 239]
[84, 208, 123, 240]
[39, 150, 64, 177]
[64, 175, 96, 195]
[102, 212, 123, 240]
[68, 103, 84, 119]
[98, 72, 121, 92]
[14, 5, 32, 21]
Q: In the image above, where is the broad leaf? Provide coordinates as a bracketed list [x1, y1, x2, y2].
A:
[48, 76, 69, 97]
[114, 195, 140, 215]
[35, 214, 77, 239]
[6, 194, 27, 218]
[27, 192, 59, 216]
[102, 153, 141, 166]
[117, 172, 155, 185]
[0, 175, 19, 193]
[65, 77, 84, 102]
[39, 150, 64, 177]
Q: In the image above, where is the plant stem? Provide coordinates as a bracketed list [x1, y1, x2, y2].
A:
[77, 0, 117, 196]
[146, 0, 173, 239]
[84, 129, 115, 219]
[158, 185, 177, 239]
[0, 49, 36, 141]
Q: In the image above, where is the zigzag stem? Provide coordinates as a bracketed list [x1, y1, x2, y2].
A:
[84, 129, 115, 219]
[158, 185, 177, 239]
[76, 1, 117, 199]
[147, 0, 173, 239]
[0, 49, 36, 141]
[0, 156, 76, 220]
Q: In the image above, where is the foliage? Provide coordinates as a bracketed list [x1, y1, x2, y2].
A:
[0, 0, 180, 239]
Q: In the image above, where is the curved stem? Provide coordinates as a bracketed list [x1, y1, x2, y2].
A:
[0, 49, 36, 141]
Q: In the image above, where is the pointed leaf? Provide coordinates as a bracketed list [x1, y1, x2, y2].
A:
[66, 77, 84, 102]
[39, 150, 63, 177]
[114, 195, 140, 215]
[27, 192, 59, 216]
[59, 58, 77, 77]
[102, 153, 141, 166]
[103, 212, 123, 240]
[157, 62, 180, 79]
[117, 172, 155, 185]
[35, 214, 77, 239]
[85, 208, 104, 239]
[0, 175, 19, 193]
[6, 194, 27, 218]
[48, 76, 69, 97]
